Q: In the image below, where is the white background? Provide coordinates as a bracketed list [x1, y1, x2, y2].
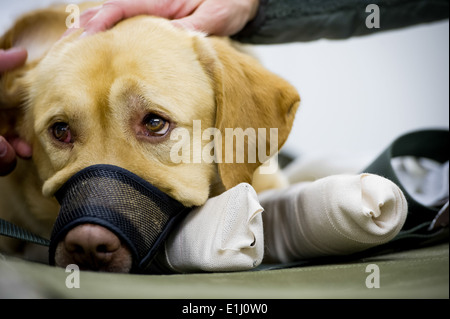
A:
[1, 0, 448, 164]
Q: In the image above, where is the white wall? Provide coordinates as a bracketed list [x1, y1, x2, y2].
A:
[2, 1, 448, 162]
[254, 20, 449, 160]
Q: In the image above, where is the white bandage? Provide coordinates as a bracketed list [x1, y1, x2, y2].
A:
[160, 183, 264, 273]
[259, 174, 408, 263]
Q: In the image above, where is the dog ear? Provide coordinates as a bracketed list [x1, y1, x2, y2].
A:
[194, 37, 300, 189]
[0, 6, 69, 138]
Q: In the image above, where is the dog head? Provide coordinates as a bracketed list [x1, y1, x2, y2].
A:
[1, 7, 299, 272]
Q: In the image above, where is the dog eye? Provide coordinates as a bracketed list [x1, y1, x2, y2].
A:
[143, 114, 170, 136]
[51, 122, 72, 143]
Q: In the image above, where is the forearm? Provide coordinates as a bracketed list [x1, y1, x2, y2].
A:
[233, 0, 449, 44]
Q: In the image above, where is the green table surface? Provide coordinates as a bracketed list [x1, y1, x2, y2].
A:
[1, 242, 448, 299]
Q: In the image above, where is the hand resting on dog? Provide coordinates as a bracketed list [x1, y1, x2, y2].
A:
[65, 0, 259, 38]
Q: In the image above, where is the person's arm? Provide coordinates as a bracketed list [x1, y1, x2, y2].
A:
[233, 0, 450, 44]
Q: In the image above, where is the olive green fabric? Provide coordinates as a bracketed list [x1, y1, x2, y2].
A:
[1, 243, 447, 299]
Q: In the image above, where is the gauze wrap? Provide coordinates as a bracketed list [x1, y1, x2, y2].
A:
[157, 183, 264, 273]
[155, 173, 407, 271]
[259, 173, 408, 263]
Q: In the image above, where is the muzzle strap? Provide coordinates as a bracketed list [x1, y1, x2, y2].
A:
[49, 164, 191, 272]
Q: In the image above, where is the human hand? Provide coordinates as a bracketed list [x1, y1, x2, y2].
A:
[0, 136, 33, 176]
[70, 0, 259, 37]
[0, 47, 32, 176]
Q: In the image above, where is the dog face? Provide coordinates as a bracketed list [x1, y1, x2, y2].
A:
[24, 17, 220, 207]
[0, 7, 299, 272]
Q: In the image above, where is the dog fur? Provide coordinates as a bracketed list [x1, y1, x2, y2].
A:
[0, 3, 300, 267]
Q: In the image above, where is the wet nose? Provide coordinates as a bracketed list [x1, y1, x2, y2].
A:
[65, 223, 120, 255]
[54, 224, 133, 272]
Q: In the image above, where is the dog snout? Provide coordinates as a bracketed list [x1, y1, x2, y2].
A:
[54, 224, 133, 273]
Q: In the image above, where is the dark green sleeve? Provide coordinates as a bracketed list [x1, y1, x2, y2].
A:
[232, 0, 449, 44]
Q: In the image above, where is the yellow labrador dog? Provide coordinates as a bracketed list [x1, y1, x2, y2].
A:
[0, 3, 299, 272]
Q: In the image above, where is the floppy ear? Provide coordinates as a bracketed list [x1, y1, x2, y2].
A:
[194, 37, 300, 189]
[0, 7, 70, 139]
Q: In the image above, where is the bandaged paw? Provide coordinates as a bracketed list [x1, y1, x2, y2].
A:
[259, 174, 408, 263]
[157, 183, 264, 273]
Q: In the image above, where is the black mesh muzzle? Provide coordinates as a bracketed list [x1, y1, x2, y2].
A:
[49, 164, 190, 272]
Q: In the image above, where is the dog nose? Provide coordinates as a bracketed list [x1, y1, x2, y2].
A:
[55, 224, 133, 272]
[65, 224, 120, 255]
